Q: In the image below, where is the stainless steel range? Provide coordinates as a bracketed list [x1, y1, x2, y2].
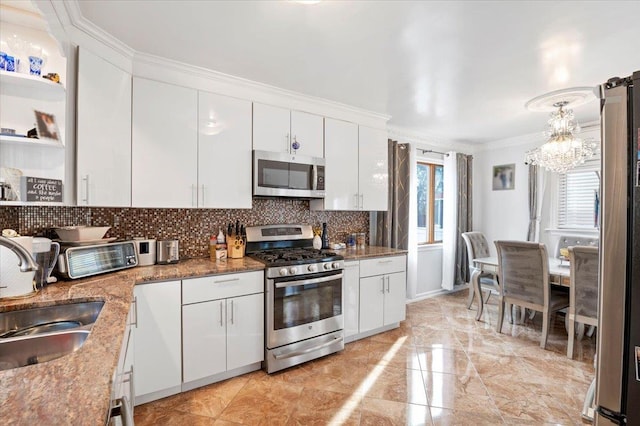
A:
[245, 224, 344, 373]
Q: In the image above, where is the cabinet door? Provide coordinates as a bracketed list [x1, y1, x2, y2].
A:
[343, 261, 360, 338]
[133, 280, 181, 399]
[358, 126, 388, 211]
[359, 275, 385, 333]
[226, 293, 264, 371]
[383, 272, 407, 326]
[198, 91, 252, 208]
[132, 78, 197, 207]
[182, 300, 227, 382]
[290, 110, 324, 158]
[253, 103, 290, 153]
[77, 48, 132, 207]
[323, 118, 359, 210]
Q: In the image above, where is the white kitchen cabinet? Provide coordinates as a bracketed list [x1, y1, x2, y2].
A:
[77, 47, 132, 207]
[343, 260, 360, 340]
[198, 91, 252, 208]
[358, 125, 388, 211]
[311, 122, 388, 211]
[358, 255, 406, 334]
[132, 77, 198, 208]
[182, 271, 263, 384]
[253, 102, 323, 158]
[133, 280, 182, 405]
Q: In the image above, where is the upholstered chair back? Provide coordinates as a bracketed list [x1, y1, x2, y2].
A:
[495, 240, 549, 307]
[462, 232, 491, 271]
[569, 246, 599, 318]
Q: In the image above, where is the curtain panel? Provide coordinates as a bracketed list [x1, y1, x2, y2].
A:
[527, 164, 539, 241]
[375, 140, 410, 249]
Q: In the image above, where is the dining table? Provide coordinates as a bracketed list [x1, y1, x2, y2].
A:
[471, 256, 570, 321]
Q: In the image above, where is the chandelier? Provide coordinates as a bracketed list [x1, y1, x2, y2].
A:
[524, 87, 599, 173]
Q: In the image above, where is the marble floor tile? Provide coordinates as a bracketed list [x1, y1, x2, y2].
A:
[134, 290, 596, 425]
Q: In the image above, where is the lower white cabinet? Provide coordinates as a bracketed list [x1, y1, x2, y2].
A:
[133, 280, 182, 405]
[182, 271, 264, 384]
[357, 255, 407, 336]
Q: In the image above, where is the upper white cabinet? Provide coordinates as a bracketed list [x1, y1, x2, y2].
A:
[311, 122, 388, 211]
[77, 47, 132, 207]
[132, 77, 198, 208]
[253, 103, 323, 158]
[198, 91, 252, 209]
[358, 126, 388, 211]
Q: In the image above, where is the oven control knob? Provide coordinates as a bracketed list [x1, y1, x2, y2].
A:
[289, 267, 298, 275]
[332, 262, 341, 269]
[307, 264, 317, 272]
[279, 268, 288, 276]
[324, 263, 331, 270]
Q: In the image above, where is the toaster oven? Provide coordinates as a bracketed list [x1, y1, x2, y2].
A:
[56, 241, 138, 279]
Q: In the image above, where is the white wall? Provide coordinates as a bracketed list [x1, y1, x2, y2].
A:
[473, 133, 541, 254]
[416, 244, 443, 296]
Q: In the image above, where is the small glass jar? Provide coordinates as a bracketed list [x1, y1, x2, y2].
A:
[356, 233, 366, 249]
[346, 233, 356, 248]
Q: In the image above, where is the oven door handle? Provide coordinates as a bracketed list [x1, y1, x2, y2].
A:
[273, 336, 344, 360]
[275, 273, 343, 288]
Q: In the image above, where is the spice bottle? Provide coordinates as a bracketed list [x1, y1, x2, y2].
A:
[321, 222, 330, 249]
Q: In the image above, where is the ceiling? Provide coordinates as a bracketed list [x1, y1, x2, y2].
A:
[73, 1, 639, 144]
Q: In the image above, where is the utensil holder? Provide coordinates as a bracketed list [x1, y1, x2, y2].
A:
[226, 236, 245, 259]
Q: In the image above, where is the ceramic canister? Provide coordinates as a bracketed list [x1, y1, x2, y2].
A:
[0, 236, 35, 298]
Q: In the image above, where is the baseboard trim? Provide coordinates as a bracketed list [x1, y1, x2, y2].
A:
[408, 284, 469, 303]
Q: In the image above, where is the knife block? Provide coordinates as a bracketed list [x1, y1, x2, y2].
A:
[226, 236, 245, 259]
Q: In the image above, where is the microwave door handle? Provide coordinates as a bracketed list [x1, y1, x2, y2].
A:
[312, 165, 318, 191]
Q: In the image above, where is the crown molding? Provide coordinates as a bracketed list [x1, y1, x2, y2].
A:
[387, 125, 474, 153]
[133, 52, 390, 124]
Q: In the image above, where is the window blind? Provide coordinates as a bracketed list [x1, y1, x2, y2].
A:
[557, 160, 600, 228]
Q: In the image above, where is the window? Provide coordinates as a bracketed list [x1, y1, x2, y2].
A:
[557, 159, 600, 228]
[417, 162, 443, 244]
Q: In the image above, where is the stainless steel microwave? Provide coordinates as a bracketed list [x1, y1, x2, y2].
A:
[253, 150, 325, 198]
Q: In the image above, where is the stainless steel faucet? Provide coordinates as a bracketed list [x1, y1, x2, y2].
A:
[0, 236, 38, 272]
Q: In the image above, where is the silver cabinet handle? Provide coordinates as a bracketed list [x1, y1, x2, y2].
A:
[360, 194, 364, 209]
[214, 277, 240, 284]
[131, 297, 138, 328]
[381, 276, 385, 294]
[81, 175, 89, 205]
[285, 133, 290, 153]
[386, 276, 390, 293]
[378, 259, 393, 264]
[219, 301, 224, 326]
[230, 300, 234, 325]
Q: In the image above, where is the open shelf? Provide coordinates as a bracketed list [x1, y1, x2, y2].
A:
[0, 70, 66, 101]
[0, 134, 64, 148]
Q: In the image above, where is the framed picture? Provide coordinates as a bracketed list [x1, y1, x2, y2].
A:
[492, 163, 515, 190]
[34, 110, 60, 141]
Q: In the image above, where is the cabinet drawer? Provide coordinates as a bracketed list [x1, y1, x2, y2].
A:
[183, 271, 263, 304]
[359, 255, 406, 278]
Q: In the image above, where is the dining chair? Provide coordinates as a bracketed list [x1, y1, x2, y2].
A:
[567, 245, 599, 359]
[461, 232, 500, 310]
[494, 240, 570, 349]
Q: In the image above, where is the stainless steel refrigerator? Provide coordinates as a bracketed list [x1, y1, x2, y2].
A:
[595, 70, 640, 425]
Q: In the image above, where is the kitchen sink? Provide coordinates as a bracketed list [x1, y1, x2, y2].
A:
[0, 301, 104, 339]
[0, 330, 90, 370]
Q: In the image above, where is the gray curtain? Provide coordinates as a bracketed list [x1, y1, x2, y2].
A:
[454, 153, 473, 285]
[375, 140, 410, 249]
[527, 164, 539, 241]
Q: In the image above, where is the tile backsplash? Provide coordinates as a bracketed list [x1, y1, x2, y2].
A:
[1, 199, 369, 258]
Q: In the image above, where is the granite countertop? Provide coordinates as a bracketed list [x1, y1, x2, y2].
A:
[0, 247, 404, 424]
[339, 246, 408, 260]
[0, 257, 265, 425]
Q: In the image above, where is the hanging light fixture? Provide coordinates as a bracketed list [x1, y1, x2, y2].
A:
[524, 87, 599, 173]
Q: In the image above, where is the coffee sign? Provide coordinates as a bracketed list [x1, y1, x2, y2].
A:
[20, 176, 63, 202]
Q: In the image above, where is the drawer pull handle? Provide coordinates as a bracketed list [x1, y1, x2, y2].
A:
[214, 278, 240, 284]
[378, 260, 393, 264]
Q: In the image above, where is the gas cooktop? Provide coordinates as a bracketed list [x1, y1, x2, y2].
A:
[249, 248, 342, 266]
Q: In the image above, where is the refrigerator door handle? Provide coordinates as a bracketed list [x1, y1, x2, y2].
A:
[595, 406, 626, 425]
